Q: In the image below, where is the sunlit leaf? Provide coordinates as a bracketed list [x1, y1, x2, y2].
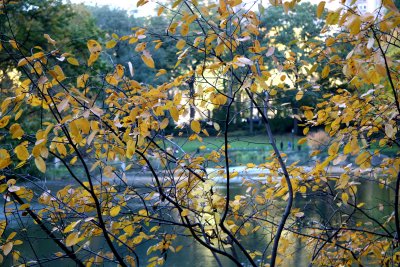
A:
[191, 120, 201, 133]
[110, 206, 121, 217]
[141, 53, 155, 68]
[65, 232, 80, 247]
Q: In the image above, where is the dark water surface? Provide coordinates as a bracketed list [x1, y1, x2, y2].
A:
[2, 167, 393, 266]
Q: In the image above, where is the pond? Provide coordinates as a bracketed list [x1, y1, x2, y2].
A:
[0, 168, 393, 267]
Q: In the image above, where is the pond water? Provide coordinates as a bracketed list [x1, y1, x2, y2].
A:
[2, 150, 394, 266]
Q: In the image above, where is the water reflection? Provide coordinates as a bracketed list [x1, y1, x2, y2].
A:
[3, 172, 394, 266]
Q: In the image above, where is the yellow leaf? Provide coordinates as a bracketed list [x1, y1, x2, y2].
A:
[299, 186, 307, 194]
[35, 156, 46, 173]
[70, 156, 78, 165]
[321, 65, 330, 79]
[2, 242, 13, 256]
[65, 232, 80, 247]
[0, 149, 11, 169]
[176, 39, 186, 50]
[191, 120, 201, 133]
[19, 203, 30, 210]
[328, 142, 339, 156]
[141, 54, 155, 68]
[348, 15, 361, 35]
[87, 40, 102, 54]
[14, 143, 29, 161]
[316, 1, 325, 18]
[304, 110, 313, 120]
[172, 0, 183, 8]
[105, 74, 118, 86]
[343, 140, 352, 155]
[214, 122, 220, 131]
[156, 69, 167, 77]
[10, 123, 24, 139]
[297, 138, 307, 145]
[63, 221, 80, 234]
[116, 64, 124, 79]
[32, 52, 45, 59]
[135, 42, 146, 52]
[355, 151, 370, 166]
[342, 192, 349, 203]
[295, 91, 304, 101]
[159, 118, 169, 130]
[170, 107, 179, 122]
[270, 89, 277, 96]
[0, 116, 11, 129]
[110, 206, 121, 217]
[326, 37, 335, 46]
[239, 228, 248, 236]
[0, 184, 7, 193]
[67, 57, 79, 66]
[106, 39, 117, 49]
[17, 58, 29, 67]
[126, 139, 136, 159]
[214, 94, 227, 105]
[15, 110, 23, 121]
[87, 53, 99, 66]
[180, 209, 189, 217]
[350, 138, 360, 155]
[181, 24, 189, 36]
[7, 231, 16, 241]
[44, 34, 57, 45]
[77, 74, 89, 88]
[246, 163, 256, 168]
[157, 6, 164, 16]
[155, 42, 163, 50]
[9, 40, 18, 49]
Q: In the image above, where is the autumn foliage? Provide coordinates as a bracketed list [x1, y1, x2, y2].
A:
[0, 0, 399, 266]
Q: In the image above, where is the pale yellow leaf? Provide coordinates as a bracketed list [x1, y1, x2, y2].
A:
[35, 156, 46, 173]
[2, 242, 13, 256]
[65, 232, 80, 247]
[385, 124, 396, 139]
[44, 34, 57, 45]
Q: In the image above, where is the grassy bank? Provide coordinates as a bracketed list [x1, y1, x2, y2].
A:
[172, 134, 304, 153]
